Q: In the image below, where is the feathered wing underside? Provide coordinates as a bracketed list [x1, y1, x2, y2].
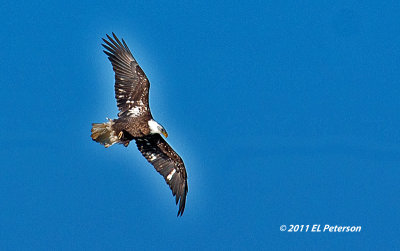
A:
[102, 33, 151, 118]
[135, 134, 188, 216]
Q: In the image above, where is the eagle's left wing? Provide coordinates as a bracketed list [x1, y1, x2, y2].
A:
[135, 134, 188, 216]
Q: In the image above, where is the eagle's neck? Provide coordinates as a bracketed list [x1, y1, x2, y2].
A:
[148, 119, 162, 134]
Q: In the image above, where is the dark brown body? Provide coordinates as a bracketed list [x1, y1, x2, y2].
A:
[111, 114, 153, 145]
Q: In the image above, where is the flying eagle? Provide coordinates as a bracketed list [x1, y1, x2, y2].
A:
[91, 33, 188, 216]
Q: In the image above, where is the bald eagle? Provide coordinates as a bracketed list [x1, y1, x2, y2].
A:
[91, 33, 188, 216]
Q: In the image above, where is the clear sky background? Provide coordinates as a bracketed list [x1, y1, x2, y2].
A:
[1, 1, 399, 250]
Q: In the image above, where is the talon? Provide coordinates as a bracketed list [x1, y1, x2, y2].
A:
[118, 131, 123, 139]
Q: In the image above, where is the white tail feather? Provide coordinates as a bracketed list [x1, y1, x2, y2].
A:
[91, 119, 119, 147]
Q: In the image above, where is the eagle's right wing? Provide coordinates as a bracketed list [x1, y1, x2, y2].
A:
[102, 33, 151, 118]
[135, 134, 188, 216]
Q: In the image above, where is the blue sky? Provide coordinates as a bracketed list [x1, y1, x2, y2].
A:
[1, 0, 399, 250]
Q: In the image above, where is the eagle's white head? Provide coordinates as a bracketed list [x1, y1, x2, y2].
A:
[148, 119, 168, 138]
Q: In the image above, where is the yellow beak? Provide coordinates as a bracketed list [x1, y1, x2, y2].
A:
[162, 131, 168, 138]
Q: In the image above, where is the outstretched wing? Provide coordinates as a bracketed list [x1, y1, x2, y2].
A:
[135, 134, 188, 216]
[102, 33, 151, 118]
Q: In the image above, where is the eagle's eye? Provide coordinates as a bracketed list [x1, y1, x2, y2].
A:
[159, 127, 168, 138]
